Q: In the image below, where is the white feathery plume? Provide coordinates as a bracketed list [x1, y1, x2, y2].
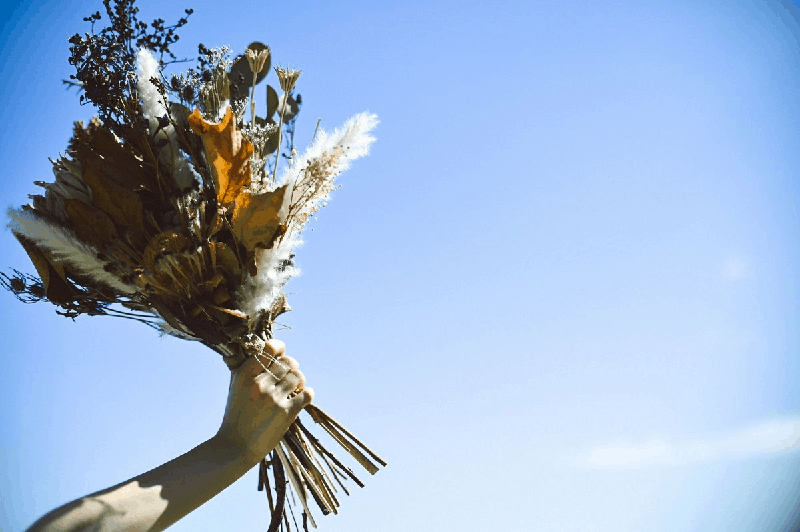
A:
[237, 234, 302, 317]
[310, 111, 379, 161]
[136, 48, 167, 124]
[278, 112, 378, 193]
[237, 112, 377, 316]
[278, 111, 378, 238]
[8, 209, 136, 295]
[136, 48, 195, 189]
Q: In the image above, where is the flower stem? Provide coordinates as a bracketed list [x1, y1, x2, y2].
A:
[271, 93, 288, 183]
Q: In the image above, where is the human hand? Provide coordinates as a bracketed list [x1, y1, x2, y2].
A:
[216, 339, 314, 464]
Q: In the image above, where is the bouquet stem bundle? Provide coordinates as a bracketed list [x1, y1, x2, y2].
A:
[3, 1, 382, 529]
[261, 408, 386, 530]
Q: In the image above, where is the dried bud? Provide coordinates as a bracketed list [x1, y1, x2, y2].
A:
[275, 67, 301, 92]
[9, 277, 25, 293]
[246, 47, 271, 76]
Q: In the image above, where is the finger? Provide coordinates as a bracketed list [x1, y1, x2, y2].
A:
[272, 355, 298, 380]
[254, 357, 301, 391]
[252, 346, 282, 372]
[239, 354, 269, 382]
[277, 368, 305, 396]
[263, 339, 286, 361]
[254, 368, 280, 390]
[288, 387, 314, 416]
[250, 344, 292, 379]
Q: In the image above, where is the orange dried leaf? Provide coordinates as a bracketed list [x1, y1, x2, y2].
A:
[188, 107, 254, 207]
[231, 184, 289, 252]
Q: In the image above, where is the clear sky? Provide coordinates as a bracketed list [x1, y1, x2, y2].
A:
[1, 1, 799, 531]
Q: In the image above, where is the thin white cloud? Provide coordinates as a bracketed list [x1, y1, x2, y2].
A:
[574, 416, 800, 469]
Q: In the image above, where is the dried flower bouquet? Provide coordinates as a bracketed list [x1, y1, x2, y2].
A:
[3, 1, 383, 530]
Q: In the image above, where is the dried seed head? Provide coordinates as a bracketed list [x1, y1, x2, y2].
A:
[9, 277, 26, 293]
[246, 47, 270, 75]
[275, 67, 301, 92]
[215, 69, 230, 100]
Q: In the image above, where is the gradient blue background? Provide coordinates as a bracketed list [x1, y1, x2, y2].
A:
[1, 1, 799, 531]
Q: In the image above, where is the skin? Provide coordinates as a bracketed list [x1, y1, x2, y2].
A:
[27, 339, 314, 532]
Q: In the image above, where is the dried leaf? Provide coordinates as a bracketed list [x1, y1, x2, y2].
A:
[266, 85, 278, 119]
[207, 303, 248, 319]
[255, 116, 279, 157]
[199, 271, 224, 288]
[14, 234, 73, 304]
[231, 184, 289, 252]
[211, 286, 231, 305]
[188, 107, 254, 207]
[143, 231, 190, 273]
[72, 119, 156, 195]
[64, 199, 118, 249]
[281, 94, 300, 123]
[149, 299, 195, 337]
[30, 194, 49, 217]
[268, 292, 291, 321]
[209, 241, 241, 281]
[79, 164, 145, 245]
[168, 102, 193, 133]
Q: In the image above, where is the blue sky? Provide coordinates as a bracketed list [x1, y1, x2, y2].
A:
[1, 1, 799, 531]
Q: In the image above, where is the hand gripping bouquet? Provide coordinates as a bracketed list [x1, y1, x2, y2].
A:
[3, 1, 383, 529]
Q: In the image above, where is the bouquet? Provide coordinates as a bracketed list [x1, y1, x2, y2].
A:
[3, 1, 383, 529]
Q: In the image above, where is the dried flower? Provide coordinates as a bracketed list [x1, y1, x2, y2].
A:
[275, 66, 301, 92]
[246, 46, 270, 75]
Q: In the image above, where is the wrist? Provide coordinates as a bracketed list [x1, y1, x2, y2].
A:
[209, 431, 264, 469]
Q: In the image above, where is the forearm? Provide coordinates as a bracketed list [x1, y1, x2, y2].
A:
[27, 340, 311, 532]
[28, 434, 261, 532]
[137, 433, 261, 531]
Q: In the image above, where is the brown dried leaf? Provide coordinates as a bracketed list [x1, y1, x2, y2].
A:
[14, 234, 74, 304]
[69, 120, 158, 222]
[231, 184, 289, 253]
[64, 199, 118, 249]
[268, 292, 291, 321]
[207, 303, 248, 319]
[211, 286, 232, 305]
[150, 298, 195, 337]
[65, 120, 150, 249]
[79, 164, 145, 247]
[188, 107, 254, 207]
[209, 241, 241, 282]
[198, 272, 225, 293]
[143, 231, 191, 273]
[84, 119, 154, 192]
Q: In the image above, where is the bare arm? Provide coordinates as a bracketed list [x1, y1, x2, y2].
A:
[27, 340, 313, 532]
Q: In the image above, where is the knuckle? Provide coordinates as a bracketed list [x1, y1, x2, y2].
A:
[263, 339, 286, 358]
